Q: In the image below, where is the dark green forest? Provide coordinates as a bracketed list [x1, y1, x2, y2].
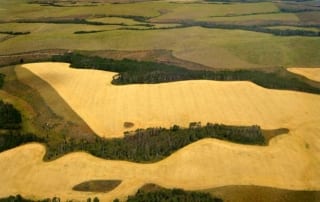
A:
[0, 100, 22, 129]
[0, 132, 44, 153]
[0, 73, 4, 88]
[126, 187, 222, 202]
[52, 53, 320, 94]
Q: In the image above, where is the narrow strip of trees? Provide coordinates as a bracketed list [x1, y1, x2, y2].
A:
[44, 123, 266, 162]
[127, 186, 223, 202]
[0, 31, 30, 35]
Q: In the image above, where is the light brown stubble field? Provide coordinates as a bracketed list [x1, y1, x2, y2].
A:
[287, 68, 320, 82]
[0, 62, 319, 201]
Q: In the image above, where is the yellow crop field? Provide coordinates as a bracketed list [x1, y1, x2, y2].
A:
[0, 62, 319, 200]
[287, 67, 320, 82]
[1, 0, 320, 201]
[18, 62, 320, 137]
[0, 121, 319, 201]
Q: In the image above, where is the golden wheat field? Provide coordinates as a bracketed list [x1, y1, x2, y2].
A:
[0, 62, 319, 201]
[0, 122, 319, 201]
[18, 62, 320, 138]
[287, 68, 320, 82]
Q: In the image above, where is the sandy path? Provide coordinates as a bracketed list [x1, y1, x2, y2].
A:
[287, 67, 320, 82]
[0, 62, 319, 201]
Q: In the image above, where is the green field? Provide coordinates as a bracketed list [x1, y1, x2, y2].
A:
[1, 26, 320, 69]
[1, 0, 319, 69]
[201, 13, 299, 23]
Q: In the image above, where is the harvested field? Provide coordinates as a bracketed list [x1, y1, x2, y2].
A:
[0, 62, 319, 201]
[287, 68, 320, 82]
[0, 118, 319, 201]
[20, 62, 320, 138]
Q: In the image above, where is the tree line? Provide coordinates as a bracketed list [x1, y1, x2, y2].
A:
[0, 31, 30, 35]
[126, 186, 222, 202]
[0, 195, 99, 202]
[52, 53, 320, 95]
[44, 123, 265, 162]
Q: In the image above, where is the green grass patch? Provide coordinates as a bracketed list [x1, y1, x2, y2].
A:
[204, 13, 299, 23]
[1, 27, 319, 69]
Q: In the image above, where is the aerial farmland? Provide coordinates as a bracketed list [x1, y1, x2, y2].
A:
[0, 0, 320, 201]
